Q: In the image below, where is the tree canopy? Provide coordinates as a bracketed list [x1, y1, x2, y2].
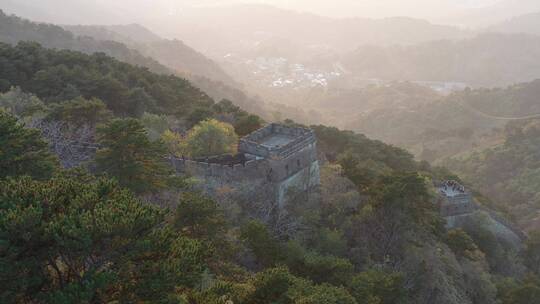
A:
[0, 110, 57, 180]
[95, 118, 171, 194]
[184, 119, 238, 158]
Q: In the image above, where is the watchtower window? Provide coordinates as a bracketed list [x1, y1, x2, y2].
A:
[297, 159, 301, 167]
[285, 165, 289, 174]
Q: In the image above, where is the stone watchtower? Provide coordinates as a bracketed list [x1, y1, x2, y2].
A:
[171, 123, 320, 206]
[437, 180, 476, 217]
[238, 123, 320, 205]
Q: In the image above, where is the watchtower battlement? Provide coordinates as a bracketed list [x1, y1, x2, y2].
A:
[238, 123, 316, 160]
[436, 180, 476, 217]
[170, 157, 268, 182]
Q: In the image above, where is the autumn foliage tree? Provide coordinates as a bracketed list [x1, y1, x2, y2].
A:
[185, 119, 238, 157]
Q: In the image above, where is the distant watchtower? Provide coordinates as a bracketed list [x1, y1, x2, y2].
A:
[437, 180, 476, 217]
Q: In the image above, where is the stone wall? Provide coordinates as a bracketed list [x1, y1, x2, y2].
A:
[439, 193, 476, 217]
[267, 142, 318, 182]
[276, 160, 320, 207]
[170, 157, 270, 183]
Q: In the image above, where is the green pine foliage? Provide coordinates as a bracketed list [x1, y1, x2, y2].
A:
[0, 42, 213, 117]
[0, 175, 207, 303]
[46, 97, 112, 127]
[95, 118, 172, 194]
[0, 110, 57, 180]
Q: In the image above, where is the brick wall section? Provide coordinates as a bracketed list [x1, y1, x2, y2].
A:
[170, 157, 270, 182]
[439, 193, 477, 217]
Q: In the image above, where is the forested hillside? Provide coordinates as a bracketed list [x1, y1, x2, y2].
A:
[346, 80, 540, 162]
[0, 10, 275, 121]
[445, 119, 540, 233]
[0, 42, 212, 118]
[1, 35, 539, 303]
[0, 10, 171, 75]
[2, 5, 540, 304]
[62, 23, 274, 120]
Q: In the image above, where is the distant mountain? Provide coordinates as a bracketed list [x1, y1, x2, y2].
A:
[65, 24, 163, 45]
[443, 0, 540, 28]
[487, 11, 540, 36]
[0, 10, 171, 75]
[65, 24, 238, 88]
[154, 4, 469, 58]
[342, 33, 540, 87]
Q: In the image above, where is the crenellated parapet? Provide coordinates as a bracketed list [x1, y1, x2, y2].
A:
[170, 157, 270, 182]
[239, 123, 316, 159]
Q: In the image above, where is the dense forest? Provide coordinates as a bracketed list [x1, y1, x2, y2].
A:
[0, 42, 213, 118]
[1, 8, 540, 304]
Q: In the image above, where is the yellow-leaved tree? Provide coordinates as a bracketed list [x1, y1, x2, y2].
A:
[185, 119, 238, 158]
[161, 129, 185, 157]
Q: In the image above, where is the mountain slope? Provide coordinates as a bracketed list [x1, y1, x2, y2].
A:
[444, 119, 540, 232]
[0, 10, 171, 75]
[0, 42, 212, 117]
[345, 79, 540, 161]
[487, 11, 540, 36]
[157, 4, 469, 58]
[342, 33, 540, 87]
[0, 11, 283, 120]
[64, 24, 238, 88]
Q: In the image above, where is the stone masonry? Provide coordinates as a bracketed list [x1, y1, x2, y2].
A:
[437, 180, 476, 217]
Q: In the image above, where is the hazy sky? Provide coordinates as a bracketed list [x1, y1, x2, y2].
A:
[176, 0, 502, 19]
[3, 0, 539, 27]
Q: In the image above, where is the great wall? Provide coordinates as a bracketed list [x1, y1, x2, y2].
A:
[170, 123, 320, 206]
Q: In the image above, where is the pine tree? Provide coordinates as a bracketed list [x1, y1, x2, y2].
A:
[95, 118, 171, 194]
[0, 110, 57, 180]
[0, 175, 206, 303]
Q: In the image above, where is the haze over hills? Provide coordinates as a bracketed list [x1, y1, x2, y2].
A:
[64, 24, 239, 88]
[153, 4, 470, 59]
[487, 11, 540, 35]
[342, 33, 540, 87]
[443, 0, 540, 27]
